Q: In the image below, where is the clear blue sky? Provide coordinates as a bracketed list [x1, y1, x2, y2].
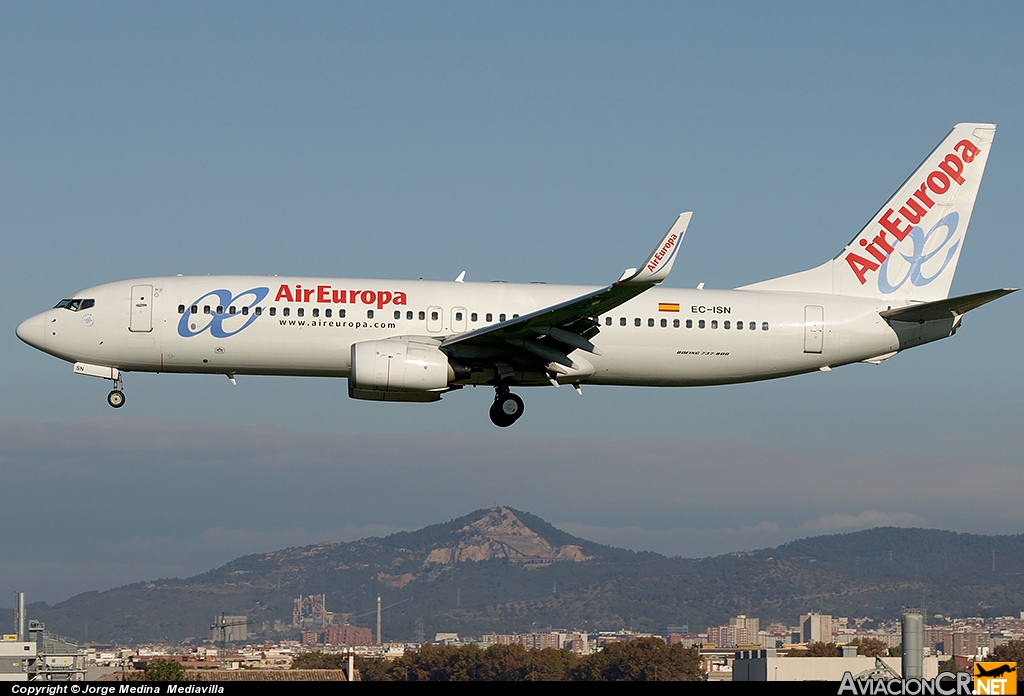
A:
[2, 2, 1022, 603]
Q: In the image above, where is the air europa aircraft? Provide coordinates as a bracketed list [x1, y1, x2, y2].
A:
[16, 123, 1016, 427]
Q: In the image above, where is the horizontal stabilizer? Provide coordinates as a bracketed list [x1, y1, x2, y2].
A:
[880, 288, 1016, 322]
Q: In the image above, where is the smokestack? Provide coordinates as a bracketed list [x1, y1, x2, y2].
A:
[376, 595, 381, 645]
[15, 592, 26, 642]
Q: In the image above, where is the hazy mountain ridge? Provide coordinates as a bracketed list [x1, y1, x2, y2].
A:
[14, 509, 1024, 644]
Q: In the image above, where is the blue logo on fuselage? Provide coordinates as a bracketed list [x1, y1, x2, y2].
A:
[177, 287, 269, 338]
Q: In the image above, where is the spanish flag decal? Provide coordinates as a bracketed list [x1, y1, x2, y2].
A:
[658, 303, 680, 312]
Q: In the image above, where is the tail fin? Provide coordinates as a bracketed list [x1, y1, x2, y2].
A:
[740, 123, 996, 302]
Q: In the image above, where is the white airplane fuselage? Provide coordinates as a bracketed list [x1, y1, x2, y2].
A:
[15, 123, 1012, 425]
[19, 275, 907, 387]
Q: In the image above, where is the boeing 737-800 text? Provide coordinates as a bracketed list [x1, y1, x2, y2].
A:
[16, 123, 1015, 426]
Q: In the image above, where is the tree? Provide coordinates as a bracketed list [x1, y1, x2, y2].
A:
[292, 651, 348, 670]
[143, 659, 185, 681]
[571, 638, 704, 681]
[523, 647, 578, 681]
[849, 637, 889, 658]
[789, 642, 840, 657]
[991, 640, 1024, 682]
[938, 658, 968, 674]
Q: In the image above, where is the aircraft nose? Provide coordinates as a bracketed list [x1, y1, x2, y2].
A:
[16, 313, 46, 349]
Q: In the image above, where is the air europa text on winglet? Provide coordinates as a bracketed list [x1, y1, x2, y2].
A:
[646, 233, 679, 273]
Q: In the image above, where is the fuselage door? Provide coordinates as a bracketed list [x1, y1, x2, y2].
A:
[427, 306, 443, 333]
[451, 307, 467, 334]
[129, 284, 153, 333]
[804, 305, 823, 354]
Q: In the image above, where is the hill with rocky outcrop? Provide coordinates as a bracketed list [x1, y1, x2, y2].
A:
[15, 507, 1024, 644]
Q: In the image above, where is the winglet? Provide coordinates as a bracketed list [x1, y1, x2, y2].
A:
[620, 212, 691, 285]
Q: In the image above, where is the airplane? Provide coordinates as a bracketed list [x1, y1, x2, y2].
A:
[16, 123, 1016, 427]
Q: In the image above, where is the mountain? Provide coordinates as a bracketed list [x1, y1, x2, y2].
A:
[13, 507, 1024, 644]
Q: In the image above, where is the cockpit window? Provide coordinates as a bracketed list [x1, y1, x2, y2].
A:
[54, 298, 94, 312]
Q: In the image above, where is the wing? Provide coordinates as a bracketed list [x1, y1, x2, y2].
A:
[441, 213, 691, 380]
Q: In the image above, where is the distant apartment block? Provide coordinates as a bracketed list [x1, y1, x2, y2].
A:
[800, 614, 833, 644]
[323, 625, 373, 647]
[707, 615, 761, 647]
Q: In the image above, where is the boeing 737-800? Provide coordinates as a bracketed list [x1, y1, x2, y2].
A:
[16, 123, 1015, 426]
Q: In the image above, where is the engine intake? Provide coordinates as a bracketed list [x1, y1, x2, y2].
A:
[349, 338, 455, 402]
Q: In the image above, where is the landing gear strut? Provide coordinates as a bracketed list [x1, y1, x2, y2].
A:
[107, 375, 125, 409]
[489, 385, 524, 427]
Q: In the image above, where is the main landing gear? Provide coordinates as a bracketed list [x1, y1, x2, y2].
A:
[489, 385, 524, 428]
[107, 375, 126, 409]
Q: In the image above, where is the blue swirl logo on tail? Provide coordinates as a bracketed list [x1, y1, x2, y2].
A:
[878, 213, 960, 294]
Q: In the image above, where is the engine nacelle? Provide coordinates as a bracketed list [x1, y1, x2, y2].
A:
[349, 338, 454, 402]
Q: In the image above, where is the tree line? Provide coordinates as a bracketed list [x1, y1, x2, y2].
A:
[293, 638, 705, 681]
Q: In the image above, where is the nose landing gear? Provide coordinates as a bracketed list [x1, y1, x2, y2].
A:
[489, 385, 524, 427]
[107, 374, 125, 409]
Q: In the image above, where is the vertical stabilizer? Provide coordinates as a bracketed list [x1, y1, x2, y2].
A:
[740, 124, 996, 302]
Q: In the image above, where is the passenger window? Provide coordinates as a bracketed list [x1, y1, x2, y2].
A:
[711, 320, 718, 329]
[737, 321, 743, 330]
[204, 306, 211, 314]
[394, 310, 401, 320]
[367, 310, 374, 318]
[312, 308, 319, 318]
[660, 318, 667, 327]
[673, 319, 680, 328]
[216, 306, 224, 315]
[499, 314, 506, 322]
[762, 322, 769, 331]
[471, 312, 478, 322]
[634, 318, 641, 327]
[178, 304, 185, 314]
[325, 309, 331, 318]
[339, 309, 346, 318]
[648, 318, 654, 327]
[419, 311, 426, 320]
[620, 317, 626, 326]
[283, 308, 290, 317]
[81, 299, 94, 310]
[486, 313, 493, 322]
[456, 311, 463, 321]
[513, 314, 519, 319]
[255, 307, 263, 316]
[698, 319, 705, 329]
[229, 306, 237, 315]
[269, 307, 276, 317]
[242, 306, 249, 316]
[407, 311, 413, 320]
[723, 320, 730, 329]
[686, 319, 692, 328]
[297, 308, 304, 317]
[431, 310, 438, 320]
[605, 317, 612, 326]
[191, 305, 198, 314]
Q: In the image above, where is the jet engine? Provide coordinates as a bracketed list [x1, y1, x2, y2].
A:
[348, 337, 462, 402]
